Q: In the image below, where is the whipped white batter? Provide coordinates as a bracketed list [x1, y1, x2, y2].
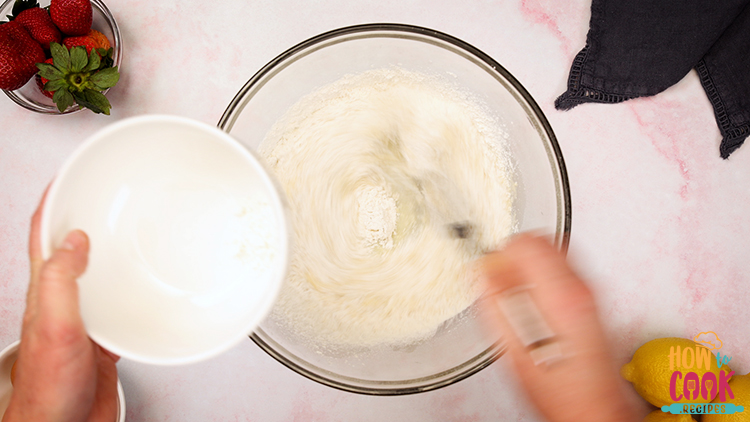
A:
[259, 69, 515, 347]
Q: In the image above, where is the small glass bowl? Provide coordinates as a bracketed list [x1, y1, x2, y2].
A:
[220, 24, 572, 395]
[0, 0, 122, 114]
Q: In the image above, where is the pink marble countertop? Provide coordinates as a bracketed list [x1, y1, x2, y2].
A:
[1, 0, 749, 420]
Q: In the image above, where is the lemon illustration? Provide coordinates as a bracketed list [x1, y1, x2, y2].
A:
[643, 410, 697, 422]
[703, 372, 750, 422]
[621, 337, 733, 407]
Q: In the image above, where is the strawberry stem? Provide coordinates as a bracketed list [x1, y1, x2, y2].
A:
[69, 73, 86, 89]
[38, 43, 119, 114]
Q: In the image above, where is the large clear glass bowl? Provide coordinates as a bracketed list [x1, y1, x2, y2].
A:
[0, 0, 122, 114]
[219, 24, 571, 395]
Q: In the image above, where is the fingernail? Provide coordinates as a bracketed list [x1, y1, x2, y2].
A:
[60, 230, 86, 252]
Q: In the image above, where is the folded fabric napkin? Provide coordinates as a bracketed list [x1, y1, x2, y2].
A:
[556, 0, 750, 158]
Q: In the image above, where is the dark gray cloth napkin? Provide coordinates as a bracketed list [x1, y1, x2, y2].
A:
[556, 0, 750, 158]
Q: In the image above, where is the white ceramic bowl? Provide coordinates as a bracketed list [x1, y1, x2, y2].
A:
[41, 115, 289, 365]
[0, 340, 126, 421]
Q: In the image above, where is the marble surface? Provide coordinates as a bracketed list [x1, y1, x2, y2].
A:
[1, 0, 749, 420]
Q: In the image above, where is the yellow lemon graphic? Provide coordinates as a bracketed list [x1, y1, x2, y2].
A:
[621, 337, 732, 407]
[643, 410, 697, 422]
[703, 372, 750, 422]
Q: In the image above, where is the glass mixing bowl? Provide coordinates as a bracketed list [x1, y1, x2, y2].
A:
[0, 0, 122, 114]
[219, 24, 571, 395]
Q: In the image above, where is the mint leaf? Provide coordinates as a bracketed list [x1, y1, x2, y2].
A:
[82, 50, 100, 72]
[70, 46, 87, 72]
[52, 89, 74, 113]
[49, 43, 70, 72]
[44, 78, 67, 92]
[36, 63, 63, 81]
[90, 67, 119, 90]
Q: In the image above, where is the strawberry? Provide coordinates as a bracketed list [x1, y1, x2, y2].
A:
[86, 29, 109, 49]
[63, 34, 95, 53]
[15, 7, 61, 50]
[50, 0, 92, 36]
[36, 42, 120, 114]
[36, 57, 54, 97]
[0, 20, 45, 90]
[62, 29, 109, 53]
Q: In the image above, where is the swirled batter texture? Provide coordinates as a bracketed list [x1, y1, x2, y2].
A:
[259, 69, 514, 347]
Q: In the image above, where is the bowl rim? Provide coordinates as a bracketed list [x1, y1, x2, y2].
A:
[40, 114, 290, 365]
[218, 22, 572, 395]
[0, 0, 123, 115]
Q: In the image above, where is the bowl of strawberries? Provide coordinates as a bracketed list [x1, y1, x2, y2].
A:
[0, 0, 121, 114]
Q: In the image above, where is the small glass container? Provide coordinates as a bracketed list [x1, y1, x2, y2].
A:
[0, 0, 122, 114]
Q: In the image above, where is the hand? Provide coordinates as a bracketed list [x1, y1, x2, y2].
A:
[480, 234, 638, 422]
[3, 191, 119, 422]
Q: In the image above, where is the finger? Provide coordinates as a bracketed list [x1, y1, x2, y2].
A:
[26, 184, 52, 317]
[480, 246, 563, 370]
[501, 233, 590, 303]
[487, 234, 596, 333]
[29, 186, 51, 285]
[88, 346, 120, 422]
[481, 234, 590, 367]
[502, 235, 602, 351]
[36, 230, 90, 328]
[481, 235, 638, 422]
[480, 248, 524, 296]
[482, 234, 610, 374]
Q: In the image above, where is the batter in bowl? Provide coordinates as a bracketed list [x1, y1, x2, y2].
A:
[259, 68, 515, 347]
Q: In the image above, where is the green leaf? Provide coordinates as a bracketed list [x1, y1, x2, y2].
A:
[70, 46, 88, 72]
[44, 78, 67, 92]
[52, 89, 74, 113]
[82, 50, 100, 72]
[90, 67, 119, 90]
[85, 90, 112, 115]
[71, 91, 92, 112]
[49, 43, 70, 72]
[73, 89, 111, 115]
[97, 48, 114, 69]
[36, 63, 63, 81]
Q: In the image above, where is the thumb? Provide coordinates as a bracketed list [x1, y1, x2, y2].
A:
[35, 230, 90, 328]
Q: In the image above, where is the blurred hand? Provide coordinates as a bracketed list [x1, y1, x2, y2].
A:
[481, 234, 638, 422]
[3, 192, 119, 422]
